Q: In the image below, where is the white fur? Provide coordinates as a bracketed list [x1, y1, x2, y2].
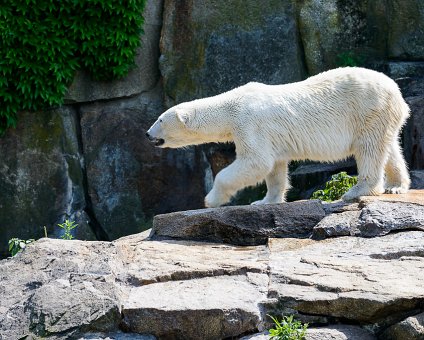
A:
[147, 67, 411, 207]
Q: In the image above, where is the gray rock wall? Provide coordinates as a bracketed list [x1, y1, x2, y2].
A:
[0, 0, 423, 255]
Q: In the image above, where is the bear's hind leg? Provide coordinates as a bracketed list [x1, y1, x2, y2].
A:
[205, 158, 272, 208]
[342, 144, 386, 201]
[384, 139, 410, 194]
[251, 160, 289, 205]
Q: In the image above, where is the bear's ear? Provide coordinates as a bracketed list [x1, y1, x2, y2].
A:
[176, 109, 196, 130]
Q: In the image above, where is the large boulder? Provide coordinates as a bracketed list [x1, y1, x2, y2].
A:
[150, 200, 326, 245]
[0, 107, 95, 258]
[159, 0, 306, 107]
[65, 0, 164, 103]
[298, 0, 387, 75]
[80, 85, 208, 240]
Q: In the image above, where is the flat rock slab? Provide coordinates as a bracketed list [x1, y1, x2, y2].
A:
[314, 198, 424, 239]
[150, 200, 325, 245]
[266, 231, 424, 324]
[122, 274, 268, 340]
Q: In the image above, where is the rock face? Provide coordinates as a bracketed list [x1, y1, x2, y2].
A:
[1, 192, 424, 339]
[79, 85, 208, 240]
[160, 0, 306, 107]
[387, 0, 424, 60]
[298, 0, 387, 75]
[0, 107, 95, 258]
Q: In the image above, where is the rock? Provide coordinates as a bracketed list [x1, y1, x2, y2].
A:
[160, 0, 305, 107]
[387, 0, 424, 60]
[2, 200, 424, 338]
[305, 325, 376, 340]
[382, 312, 424, 340]
[313, 193, 424, 239]
[404, 94, 424, 170]
[242, 326, 376, 340]
[80, 333, 156, 340]
[357, 201, 424, 237]
[388, 62, 424, 79]
[0, 234, 268, 339]
[0, 107, 95, 258]
[312, 210, 361, 239]
[411, 170, 424, 189]
[265, 231, 424, 324]
[298, 0, 387, 75]
[64, 0, 163, 103]
[121, 274, 267, 339]
[80, 84, 208, 240]
[150, 200, 326, 245]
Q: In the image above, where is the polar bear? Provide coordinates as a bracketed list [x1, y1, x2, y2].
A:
[146, 67, 411, 208]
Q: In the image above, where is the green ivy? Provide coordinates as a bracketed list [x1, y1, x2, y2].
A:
[311, 171, 358, 202]
[0, 0, 146, 134]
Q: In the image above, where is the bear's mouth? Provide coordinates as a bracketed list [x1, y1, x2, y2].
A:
[154, 138, 165, 147]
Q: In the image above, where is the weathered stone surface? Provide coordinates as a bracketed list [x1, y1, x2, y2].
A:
[150, 200, 326, 245]
[0, 239, 121, 339]
[266, 232, 424, 324]
[411, 170, 424, 189]
[122, 274, 268, 339]
[312, 210, 361, 239]
[404, 94, 424, 170]
[357, 201, 424, 237]
[305, 325, 376, 340]
[388, 62, 424, 79]
[80, 84, 208, 240]
[298, 0, 387, 75]
[382, 312, 424, 340]
[0, 233, 268, 339]
[0, 107, 95, 258]
[313, 193, 424, 239]
[160, 0, 305, 107]
[2, 200, 424, 339]
[65, 0, 163, 103]
[387, 0, 424, 59]
[80, 333, 156, 340]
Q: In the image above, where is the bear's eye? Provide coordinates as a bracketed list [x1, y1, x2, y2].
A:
[159, 119, 163, 123]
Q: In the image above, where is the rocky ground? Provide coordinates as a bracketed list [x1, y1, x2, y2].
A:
[1, 191, 424, 339]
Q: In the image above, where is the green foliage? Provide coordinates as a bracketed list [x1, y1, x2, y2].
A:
[268, 315, 308, 340]
[311, 171, 358, 202]
[8, 238, 35, 256]
[0, 0, 146, 134]
[336, 51, 364, 67]
[58, 219, 78, 240]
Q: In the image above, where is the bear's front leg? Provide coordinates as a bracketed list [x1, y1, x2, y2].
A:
[205, 158, 272, 208]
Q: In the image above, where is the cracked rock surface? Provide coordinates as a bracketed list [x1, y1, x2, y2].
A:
[1, 191, 424, 339]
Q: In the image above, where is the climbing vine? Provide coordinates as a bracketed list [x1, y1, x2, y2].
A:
[0, 0, 146, 134]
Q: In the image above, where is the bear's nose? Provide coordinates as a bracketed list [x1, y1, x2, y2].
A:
[146, 132, 151, 139]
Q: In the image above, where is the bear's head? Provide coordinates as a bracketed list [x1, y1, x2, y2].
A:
[146, 105, 202, 148]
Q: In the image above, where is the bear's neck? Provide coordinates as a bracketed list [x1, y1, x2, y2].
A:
[190, 93, 235, 143]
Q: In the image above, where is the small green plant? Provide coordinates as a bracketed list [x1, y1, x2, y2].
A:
[8, 238, 35, 257]
[311, 171, 357, 202]
[268, 315, 308, 340]
[58, 219, 78, 240]
[336, 51, 364, 67]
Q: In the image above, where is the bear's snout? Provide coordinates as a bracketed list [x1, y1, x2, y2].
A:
[146, 131, 165, 147]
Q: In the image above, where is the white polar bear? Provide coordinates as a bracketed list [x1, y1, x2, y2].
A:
[146, 67, 411, 208]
